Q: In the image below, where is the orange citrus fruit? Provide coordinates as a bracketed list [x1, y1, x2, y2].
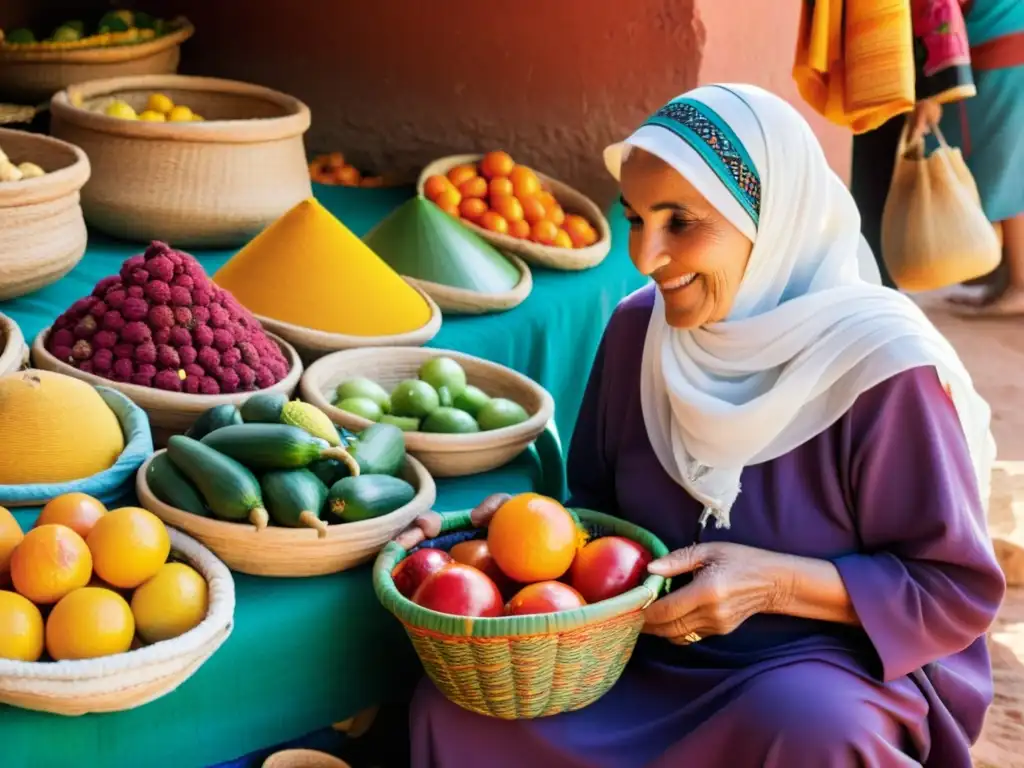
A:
[447, 164, 478, 187]
[491, 195, 524, 223]
[326, 152, 346, 168]
[10, 524, 92, 605]
[508, 219, 531, 239]
[335, 165, 362, 186]
[479, 151, 515, 179]
[131, 563, 209, 644]
[0, 506, 23, 587]
[423, 174, 453, 201]
[520, 196, 547, 225]
[87, 507, 170, 589]
[479, 211, 509, 235]
[553, 229, 574, 249]
[510, 166, 541, 199]
[459, 197, 488, 222]
[458, 176, 489, 199]
[536, 190, 558, 210]
[434, 186, 462, 211]
[564, 214, 594, 247]
[35, 493, 107, 539]
[46, 587, 134, 661]
[530, 220, 558, 245]
[0, 590, 44, 661]
[487, 494, 579, 582]
[489, 177, 514, 198]
[439, 202, 460, 217]
[546, 204, 566, 227]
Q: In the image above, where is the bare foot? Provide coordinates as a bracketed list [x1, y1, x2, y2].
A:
[951, 286, 1024, 318]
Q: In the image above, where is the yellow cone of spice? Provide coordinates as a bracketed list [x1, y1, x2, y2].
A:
[213, 198, 433, 336]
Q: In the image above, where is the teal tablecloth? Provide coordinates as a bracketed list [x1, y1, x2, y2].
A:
[0, 186, 645, 768]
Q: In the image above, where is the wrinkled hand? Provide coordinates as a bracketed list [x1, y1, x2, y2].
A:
[908, 98, 943, 145]
[642, 542, 794, 644]
[392, 493, 512, 550]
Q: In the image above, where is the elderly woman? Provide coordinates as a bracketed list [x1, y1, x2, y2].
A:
[404, 85, 1006, 767]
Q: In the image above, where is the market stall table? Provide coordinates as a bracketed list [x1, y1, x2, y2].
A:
[0, 186, 645, 768]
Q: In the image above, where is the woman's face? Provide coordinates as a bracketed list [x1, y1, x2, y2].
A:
[620, 148, 753, 329]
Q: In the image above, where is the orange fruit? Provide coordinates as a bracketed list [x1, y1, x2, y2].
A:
[520, 196, 547, 225]
[0, 506, 23, 587]
[86, 507, 170, 590]
[479, 211, 509, 235]
[508, 219, 531, 239]
[35, 493, 107, 540]
[491, 195, 524, 223]
[447, 164, 478, 187]
[459, 176, 489, 199]
[489, 177, 514, 198]
[487, 494, 580, 582]
[536, 190, 558, 210]
[10, 524, 92, 605]
[546, 204, 566, 227]
[434, 186, 462, 211]
[439, 202, 460, 217]
[325, 152, 346, 168]
[479, 151, 515, 180]
[46, 587, 134, 661]
[459, 197, 489, 222]
[335, 165, 362, 186]
[131, 562, 209, 644]
[564, 214, 595, 247]
[530, 219, 558, 245]
[553, 229, 573, 249]
[510, 166, 541, 199]
[423, 174, 453, 201]
[0, 590, 44, 661]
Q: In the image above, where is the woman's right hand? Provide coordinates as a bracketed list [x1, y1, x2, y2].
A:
[392, 493, 512, 549]
[908, 98, 943, 144]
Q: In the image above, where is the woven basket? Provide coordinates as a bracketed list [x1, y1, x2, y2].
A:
[0, 127, 90, 300]
[403, 251, 533, 315]
[254, 283, 443, 366]
[0, 19, 194, 105]
[417, 154, 611, 271]
[0, 527, 233, 716]
[0, 311, 27, 376]
[263, 750, 351, 768]
[137, 451, 437, 577]
[374, 507, 668, 719]
[300, 347, 554, 477]
[49, 74, 312, 247]
[31, 327, 303, 447]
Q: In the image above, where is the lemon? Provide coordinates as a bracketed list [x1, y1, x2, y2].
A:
[146, 92, 174, 115]
[131, 563, 208, 643]
[138, 110, 167, 122]
[191, 114, 205, 122]
[167, 105, 194, 122]
[86, 507, 169, 589]
[0, 590, 44, 661]
[104, 100, 137, 120]
[46, 587, 134, 661]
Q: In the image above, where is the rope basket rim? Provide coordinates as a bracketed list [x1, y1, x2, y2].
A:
[0, 311, 26, 377]
[0, 18, 194, 63]
[0, 126, 91, 206]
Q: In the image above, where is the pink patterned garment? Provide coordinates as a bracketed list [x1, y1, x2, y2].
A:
[913, 0, 973, 76]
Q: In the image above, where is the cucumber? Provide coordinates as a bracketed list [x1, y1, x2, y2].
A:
[146, 452, 209, 517]
[350, 423, 406, 476]
[185, 404, 243, 440]
[240, 392, 288, 424]
[328, 474, 416, 523]
[200, 423, 359, 475]
[261, 469, 330, 538]
[166, 435, 270, 529]
[307, 458, 348, 488]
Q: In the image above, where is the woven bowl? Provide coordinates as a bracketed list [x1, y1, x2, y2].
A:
[254, 283, 443, 366]
[263, 750, 351, 768]
[31, 327, 303, 447]
[137, 451, 437, 577]
[417, 154, 611, 271]
[0, 127, 90, 301]
[374, 507, 668, 719]
[0, 527, 233, 716]
[300, 347, 554, 477]
[50, 74, 312, 247]
[0, 311, 27, 376]
[0, 18, 193, 104]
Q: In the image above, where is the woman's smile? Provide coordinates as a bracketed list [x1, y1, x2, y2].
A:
[658, 272, 698, 293]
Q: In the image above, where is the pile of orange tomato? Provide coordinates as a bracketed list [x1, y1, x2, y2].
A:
[392, 493, 652, 618]
[308, 152, 387, 188]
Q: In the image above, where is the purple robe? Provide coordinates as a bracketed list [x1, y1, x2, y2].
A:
[411, 286, 1006, 767]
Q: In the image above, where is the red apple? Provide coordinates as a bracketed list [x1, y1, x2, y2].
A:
[449, 539, 518, 596]
[412, 563, 504, 617]
[505, 581, 586, 616]
[569, 536, 652, 604]
[392, 547, 452, 598]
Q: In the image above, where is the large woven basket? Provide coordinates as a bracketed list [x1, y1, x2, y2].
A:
[300, 347, 554, 477]
[417, 154, 611, 271]
[0, 19, 194, 105]
[374, 507, 668, 719]
[50, 74, 312, 247]
[0, 311, 27, 376]
[137, 451, 437, 577]
[31, 326, 303, 447]
[0, 527, 233, 716]
[0, 127, 90, 301]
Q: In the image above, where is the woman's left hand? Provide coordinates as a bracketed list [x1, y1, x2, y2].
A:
[641, 542, 794, 644]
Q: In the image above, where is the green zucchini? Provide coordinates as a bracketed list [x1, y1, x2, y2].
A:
[200, 423, 359, 475]
[307, 458, 348, 488]
[146, 452, 209, 517]
[239, 392, 288, 424]
[166, 435, 270, 529]
[328, 474, 415, 523]
[261, 469, 330, 538]
[350, 423, 406, 476]
[185, 403, 243, 440]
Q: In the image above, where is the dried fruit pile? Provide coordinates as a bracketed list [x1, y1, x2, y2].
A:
[46, 242, 291, 395]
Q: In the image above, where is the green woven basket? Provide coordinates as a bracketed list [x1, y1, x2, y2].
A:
[373, 507, 669, 719]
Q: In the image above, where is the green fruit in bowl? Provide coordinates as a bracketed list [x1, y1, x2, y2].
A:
[5, 29, 36, 44]
[335, 377, 390, 414]
[379, 415, 421, 432]
[477, 398, 529, 431]
[337, 397, 383, 422]
[452, 385, 491, 417]
[390, 380, 440, 419]
[418, 357, 467, 399]
[421, 407, 480, 434]
[51, 25, 82, 42]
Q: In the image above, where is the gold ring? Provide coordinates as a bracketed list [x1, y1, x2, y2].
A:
[683, 632, 702, 644]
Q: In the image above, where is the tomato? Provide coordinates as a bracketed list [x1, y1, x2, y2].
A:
[568, 536, 652, 604]
[505, 581, 586, 616]
[391, 547, 452, 599]
[449, 539, 517, 595]
[412, 563, 504, 618]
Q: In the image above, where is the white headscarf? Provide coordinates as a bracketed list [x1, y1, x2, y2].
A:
[604, 83, 994, 529]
